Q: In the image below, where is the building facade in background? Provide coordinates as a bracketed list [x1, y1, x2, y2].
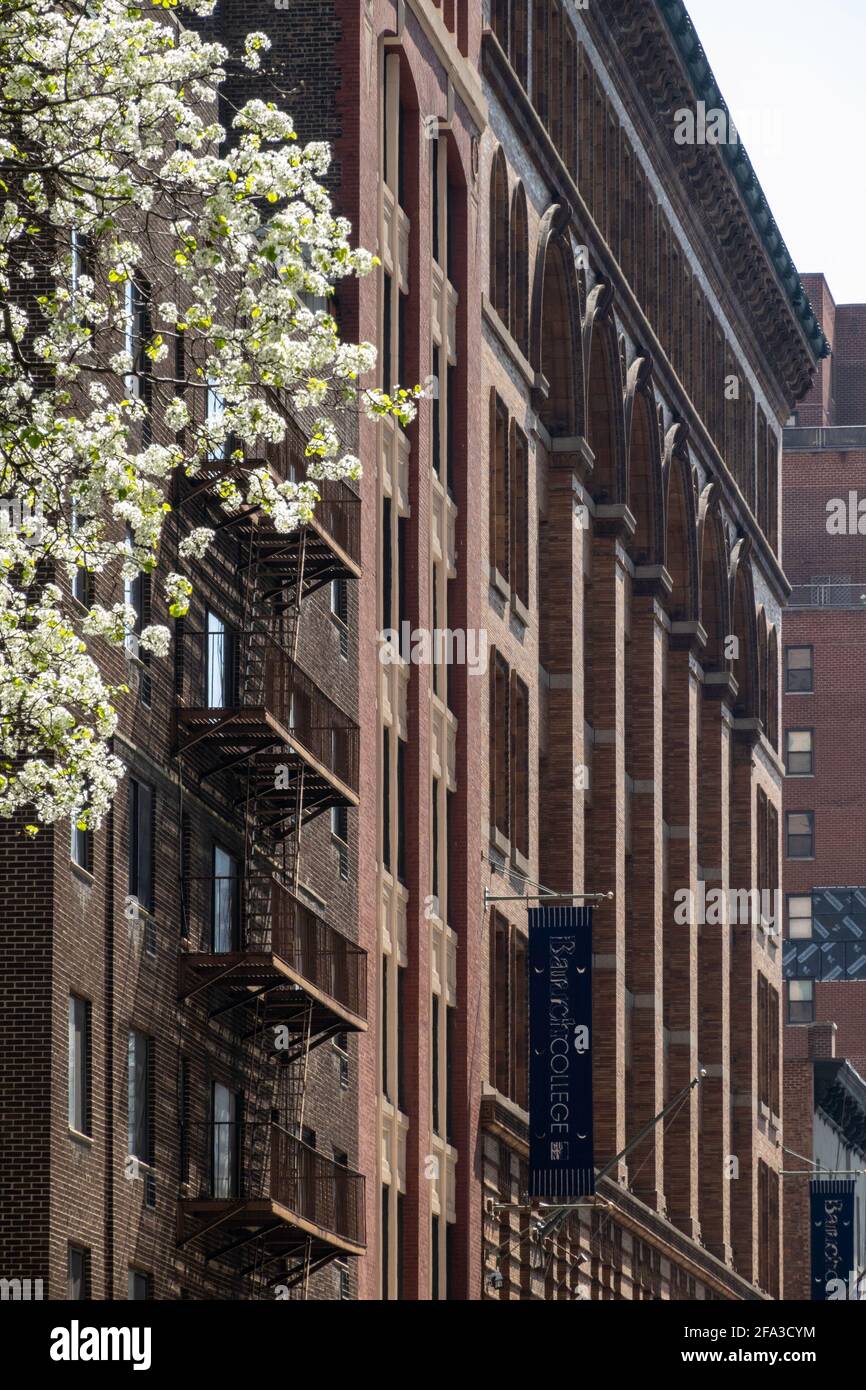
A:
[783, 275, 866, 1298]
[0, 0, 829, 1301]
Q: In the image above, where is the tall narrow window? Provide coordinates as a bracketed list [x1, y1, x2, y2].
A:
[432, 992, 441, 1136]
[205, 609, 233, 708]
[509, 186, 529, 357]
[127, 1270, 150, 1301]
[489, 393, 509, 582]
[786, 812, 814, 859]
[211, 1081, 239, 1199]
[785, 646, 813, 693]
[785, 729, 814, 777]
[68, 995, 89, 1134]
[212, 845, 239, 953]
[510, 424, 529, 608]
[490, 652, 510, 841]
[788, 979, 814, 1024]
[396, 738, 407, 884]
[68, 1246, 89, 1300]
[128, 778, 154, 913]
[71, 818, 90, 873]
[382, 953, 391, 1102]
[397, 963, 407, 1113]
[489, 149, 509, 321]
[128, 1030, 153, 1164]
[510, 674, 530, 859]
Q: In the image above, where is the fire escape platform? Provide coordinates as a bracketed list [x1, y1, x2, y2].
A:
[177, 1197, 366, 1261]
[177, 950, 368, 1035]
[174, 707, 359, 812]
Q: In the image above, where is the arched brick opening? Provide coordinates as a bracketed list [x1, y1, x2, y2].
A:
[509, 182, 529, 358]
[584, 289, 626, 503]
[624, 362, 664, 566]
[729, 542, 759, 722]
[529, 205, 582, 438]
[663, 444, 699, 625]
[697, 487, 730, 674]
[489, 146, 509, 323]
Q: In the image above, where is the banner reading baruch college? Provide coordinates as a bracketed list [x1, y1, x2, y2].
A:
[811, 1179, 856, 1300]
[528, 905, 594, 1198]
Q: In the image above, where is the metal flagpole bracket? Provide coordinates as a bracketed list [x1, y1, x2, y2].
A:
[483, 888, 614, 909]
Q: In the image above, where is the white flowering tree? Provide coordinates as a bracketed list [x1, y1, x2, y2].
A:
[0, 0, 416, 833]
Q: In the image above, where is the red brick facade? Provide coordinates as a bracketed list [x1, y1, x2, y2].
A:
[782, 275, 866, 1297]
[0, 1, 825, 1302]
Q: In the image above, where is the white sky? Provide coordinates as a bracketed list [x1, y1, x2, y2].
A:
[684, 0, 866, 308]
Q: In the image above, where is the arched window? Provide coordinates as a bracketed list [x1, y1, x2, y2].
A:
[509, 184, 529, 357]
[489, 148, 509, 323]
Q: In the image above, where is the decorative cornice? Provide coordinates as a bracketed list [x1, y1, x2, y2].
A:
[592, 0, 826, 403]
[657, 0, 829, 363]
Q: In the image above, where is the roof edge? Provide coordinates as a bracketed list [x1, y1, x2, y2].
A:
[658, 0, 831, 361]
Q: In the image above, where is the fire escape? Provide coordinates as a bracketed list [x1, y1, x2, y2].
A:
[172, 423, 367, 1293]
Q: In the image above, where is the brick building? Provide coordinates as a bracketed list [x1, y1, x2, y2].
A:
[0, 1, 829, 1303]
[782, 275, 866, 1299]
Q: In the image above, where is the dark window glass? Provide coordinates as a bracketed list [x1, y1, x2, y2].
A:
[128, 778, 154, 913]
[785, 646, 813, 693]
[786, 812, 814, 859]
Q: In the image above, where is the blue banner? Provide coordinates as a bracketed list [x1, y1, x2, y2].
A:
[528, 905, 594, 1199]
[811, 1180, 856, 1300]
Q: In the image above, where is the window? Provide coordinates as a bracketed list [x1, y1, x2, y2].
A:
[510, 424, 529, 609]
[212, 845, 239, 953]
[489, 149, 509, 321]
[331, 805, 349, 880]
[68, 996, 89, 1135]
[123, 528, 143, 660]
[446, 1003, 456, 1145]
[510, 674, 530, 858]
[785, 730, 814, 776]
[331, 579, 349, 659]
[396, 738, 407, 885]
[206, 381, 227, 461]
[785, 646, 813, 693]
[333, 1032, 349, 1090]
[128, 1030, 153, 1164]
[788, 979, 814, 1024]
[397, 963, 407, 1113]
[489, 393, 509, 583]
[68, 1245, 89, 1300]
[432, 993, 441, 1136]
[70, 498, 90, 606]
[70, 818, 90, 872]
[787, 894, 812, 939]
[128, 778, 154, 913]
[757, 975, 779, 1113]
[381, 952, 391, 1102]
[211, 1081, 239, 1199]
[205, 609, 233, 708]
[127, 1270, 150, 1301]
[490, 651, 510, 842]
[786, 812, 814, 859]
[509, 186, 529, 357]
[489, 913, 528, 1108]
[123, 277, 150, 401]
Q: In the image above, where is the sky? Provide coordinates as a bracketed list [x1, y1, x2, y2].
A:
[684, 0, 866, 307]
